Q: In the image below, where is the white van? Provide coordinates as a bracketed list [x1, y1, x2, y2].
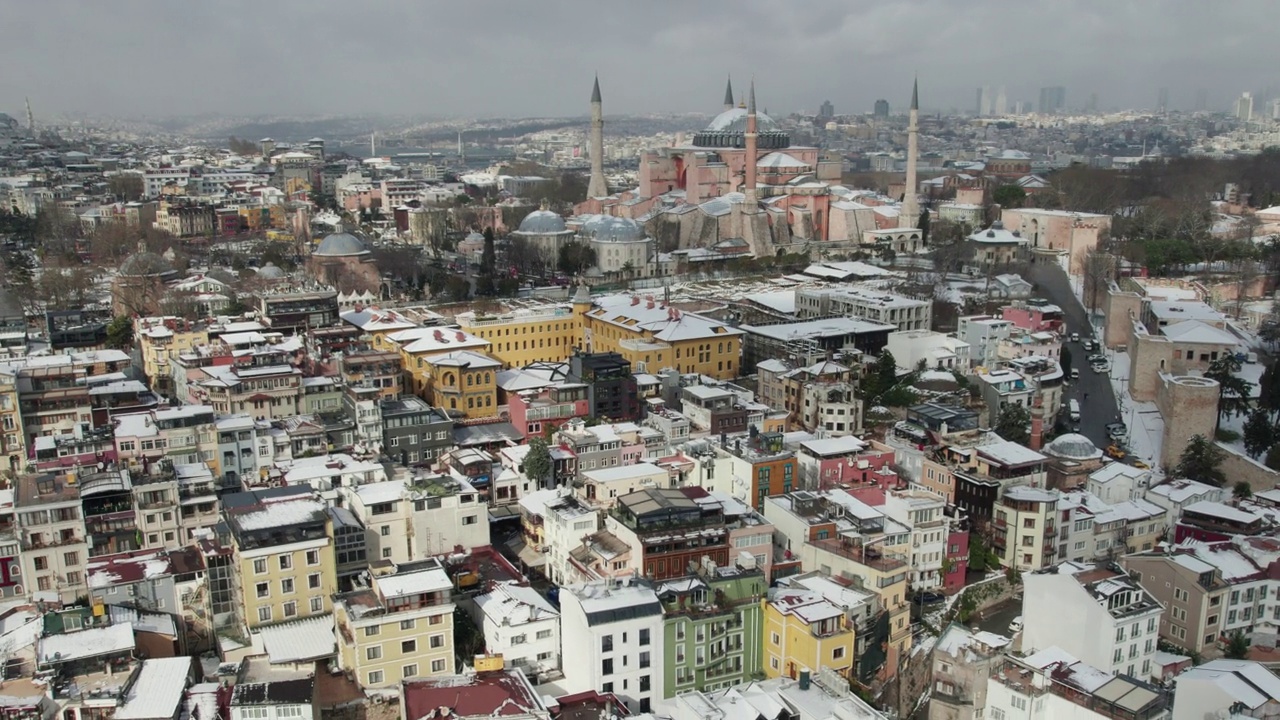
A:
[1069, 400, 1081, 422]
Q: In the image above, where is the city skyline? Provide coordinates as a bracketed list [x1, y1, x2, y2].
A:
[1, 0, 1276, 119]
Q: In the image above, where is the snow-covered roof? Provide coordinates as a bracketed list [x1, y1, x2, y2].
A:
[978, 438, 1047, 467]
[377, 566, 452, 599]
[114, 657, 193, 720]
[1159, 319, 1238, 345]
[39, 622, 134, 663]
[477, 581, 559, 626]
[257, 615, 337, 664]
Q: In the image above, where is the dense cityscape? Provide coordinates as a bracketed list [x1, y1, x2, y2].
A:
[3, 5, 1280, 720]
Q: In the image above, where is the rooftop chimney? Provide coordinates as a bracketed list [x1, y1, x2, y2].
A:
[1029, 395, 1044, 451]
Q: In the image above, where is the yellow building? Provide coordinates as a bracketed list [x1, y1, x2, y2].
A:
[136, 317, 209, 398]
[763, 588, 856, 680]
[454, 285, 744, 380]
[419, 351, 501, 418]
[379, 327, 491, 401]
[0, 368, 23, 472]
[223, 486, 338, 630]
[333, 560, 456, 689]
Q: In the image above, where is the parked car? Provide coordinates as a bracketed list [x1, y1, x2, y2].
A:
[1087, 354, 1106, 365]
[1106, 422, 1127, 440]
[1009, 616, 1024, 634]
[1070, 332, 1080, 343]
[1132, 460, 1151, 469]
[1106, 444, 1127, 460]
[1092, 362, 1111, 375]
[1070, 368, 1080, 380]
[1083, 339, 1096, 352]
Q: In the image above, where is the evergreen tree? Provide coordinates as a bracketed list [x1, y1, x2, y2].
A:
[1224, 630, 1251, 660]
[1234, 481, 1254, 500]
[1175, 434, 1227, 486]
[1206, 354, 1254, 426]
[1260, 363, 1280, 420]
[105, 316, 134, 349]
[1267, 442, 1280, 471]
[918, 209, 931, 245]
[1243, 408, 1276, 458]
[995, 404, 1032, 445]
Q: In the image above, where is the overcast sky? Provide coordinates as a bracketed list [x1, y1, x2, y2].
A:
[1, 0, 1272, 119]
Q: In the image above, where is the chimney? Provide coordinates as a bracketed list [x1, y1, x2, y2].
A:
[799, 668, 811, 690]
[1029, 395, 1044, 451]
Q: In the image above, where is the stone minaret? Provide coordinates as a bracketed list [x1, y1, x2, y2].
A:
[587, 76, 608, 199]
[723, 76, 735, 110]
[744, 79, 758, 206]
[900, 78, 921, 229]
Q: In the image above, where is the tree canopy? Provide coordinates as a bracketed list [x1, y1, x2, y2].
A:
[1175, 434, 1227, 486]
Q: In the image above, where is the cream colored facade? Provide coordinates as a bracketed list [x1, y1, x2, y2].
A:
[994, 486, 1058, 571]
[334, 562, 456, 689]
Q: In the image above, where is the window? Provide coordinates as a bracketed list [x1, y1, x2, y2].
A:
[400, 619, 416, 631]
[366, 646, 383, 661]
[403, 664, 418, 679]
[432, 659, 447, 673]
[308, 573, 322, 590]
[380, 526, 391, 537]
[463, 515, 478, 525]
[258, 606, 272, 623]
[306, 549, 320, 565]
[256, 582, 270, 599]
[279, 555, 293, 570]
[277, 708, 303, 719]
[511, 634, 527, 645]
[430, 634, 445, 648]
[639, 651, 650, 668]
[367, 670, 384, 685]
[282, 601, 297, 618]
[602, 658, 614, 676]
[253, 558, 267, 574]
[311, 596, 324, 613]
[834, 646, 846, 660]
[281, 578, 294, 594]
[639, 628, 650, 646]
[602, 635, 614, 652]
[536, 629, 553, 640]
[401, 639, 417, 654]
[640, 675, 651, 692]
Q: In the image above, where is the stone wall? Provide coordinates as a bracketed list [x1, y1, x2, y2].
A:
[1217, 443, 1280, 494]
[1103, 283, 1143, 350]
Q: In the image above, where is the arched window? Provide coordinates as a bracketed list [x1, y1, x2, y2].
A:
[483, 372, 491, 384]
[467, 374, 473, 386]
[467, 397, 474, 409]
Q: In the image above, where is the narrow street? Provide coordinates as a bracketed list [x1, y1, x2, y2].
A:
[1025, 263, 1123, 450]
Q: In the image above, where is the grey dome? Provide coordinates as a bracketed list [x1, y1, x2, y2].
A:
[119, 251, 173, 277]
[517, 210, 569, 235]
[256, 262, 286, 279]
[314, 232, 369, 257]
[582, 215, 644, 243]
[1042, 433, 1102, 461]
[465, 231, 485, 242]
[704, 106, 780, 134]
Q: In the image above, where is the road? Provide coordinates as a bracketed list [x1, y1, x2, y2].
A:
[1027, 263, 1123, 451]
[970, 597, 1023, 639]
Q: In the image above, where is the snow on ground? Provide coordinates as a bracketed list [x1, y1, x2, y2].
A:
[1107, 350, 1165, 471]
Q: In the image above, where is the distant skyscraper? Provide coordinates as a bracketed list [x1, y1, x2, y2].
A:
[1039, 86, 1066, 114]
[1157, 87, 1169, 113]
[873, 99, 890, 118]
[995, 86, 1008, 116]
[1271, 99, 1280, 121]
[819, 99, 834, 119]
[1195, 89, 1208, 111]
[977, 86, 993, 116]
[1236, 92, 1254, 121]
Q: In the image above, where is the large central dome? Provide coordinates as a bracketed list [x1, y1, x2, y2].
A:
[314, 231, 370, 257]
[693, 107, 790, 149]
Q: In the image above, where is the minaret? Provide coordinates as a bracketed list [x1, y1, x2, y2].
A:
[744, 79, 758, 206]
[24, 98, 33, 134]
[587, 75, 608, 199]
[723, 76, 735, 110]
[370, 131, 376, 158]
[899, 78, 921, 229]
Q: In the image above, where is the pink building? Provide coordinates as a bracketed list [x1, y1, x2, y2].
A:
[506, 385, 590, 440]
[1001, 300, 1064, 334]
[999, 208, 1111, 275]
[796, 436, 898, 492]
[944, 527, 969, 594]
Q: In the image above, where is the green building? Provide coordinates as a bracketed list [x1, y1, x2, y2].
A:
[658, 568, 767, 696]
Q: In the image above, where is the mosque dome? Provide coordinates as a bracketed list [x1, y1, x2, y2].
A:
[582, 215, 645, 243]
[517, 210, 569, 235]
[119, 251, 173, 277]
[314, 232, 370, 257]
[465, 231, 485, 242]
[256, 262, 286, 279]
[1042, 433, 1102, 461]
[693, 106, 790, 150]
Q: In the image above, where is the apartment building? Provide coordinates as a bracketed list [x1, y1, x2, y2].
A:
[881, 489, 951, 591]
[560, 579, 665, 713]
[339, 350, 404, 400]
[222, 486, 337, 630]
[189, 360, 303, 422]
[15, 470, 89, 602]
[795, 286, 931, 332]
[1173, 659, 1280, 720]
[993, 486, 1059, 571]
[929, 624, 1011, 720]
[777, 572, 886, 684]
[333, 559, 456, 689]
[764, 585, 857, 681]
[474, 581, 561, 679]
[1022, 563, 1163, 678]
[986, 652, 1167, 720]
[114, 405, 221, 477]
[955, 315, 1013, 368]
[659, 569, 766, 695]
[605, 488, 729, 582]
[709, 430, 799, 512]
[420, 350, 501, 419]
[381, 396, 453, 465]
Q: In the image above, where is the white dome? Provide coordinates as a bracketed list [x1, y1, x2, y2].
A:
[1043, 433, 1102, 461]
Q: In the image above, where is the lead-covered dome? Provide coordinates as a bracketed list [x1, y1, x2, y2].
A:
[256, 262, 286, 279]
[119, 251, 173, 277]
[581, 215, 644, 243]
[1042, 433, 1102, 461]
[314, 232, 369, 257]
[517, 210, 569, 235]
[693, 107, 790, 149]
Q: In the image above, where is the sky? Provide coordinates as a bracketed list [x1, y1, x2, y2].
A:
[1, 0, 1273, 119]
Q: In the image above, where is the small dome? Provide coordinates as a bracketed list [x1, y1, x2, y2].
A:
[256, 262, 286, 279]
[119, 251, 173, 277]
[1043, 433, 1102, 461]
[465, 231, 485, 242]
[314, 232, 369, 257]
[582, 215, 644, 243]
[517, 210, 568, 235]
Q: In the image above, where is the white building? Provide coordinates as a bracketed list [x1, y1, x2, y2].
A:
[884, 330, 972, 374]
[986, 649, 1168, 720]
[406, 475, 490, 557]
[956, 315, 1013, 368]
[1022, 564, 1163, 678]
[474, 581, 561, 678]
[1145, 479, 1227, 531]
[1086, 463, 1152, 505]
[1173, 659, 1280, 720]
[880, 489, 950, 591]
[795, 286, 931, 333]
[541, 493, 601, 585]
[559, 580, 664, 713]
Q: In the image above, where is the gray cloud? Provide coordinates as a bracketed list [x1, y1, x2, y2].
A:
[0, 0, 1272, 119]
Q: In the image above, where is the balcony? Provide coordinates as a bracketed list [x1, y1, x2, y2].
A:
[526, 403, 577, 422]
[808, 538, 909, 572]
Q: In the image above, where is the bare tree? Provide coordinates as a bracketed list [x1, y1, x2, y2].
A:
[1082, 249, 1117, 314]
